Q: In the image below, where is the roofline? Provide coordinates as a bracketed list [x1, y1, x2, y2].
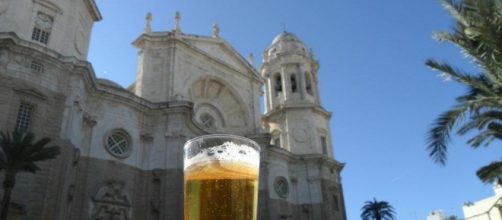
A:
[84, 0, 102, 21]
[132, 32, 262, 83]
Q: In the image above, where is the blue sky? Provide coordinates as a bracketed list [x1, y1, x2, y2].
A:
[89, 0, 501, 219]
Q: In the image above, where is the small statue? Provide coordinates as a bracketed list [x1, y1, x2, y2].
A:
[212, 23, 220, 38]
[248, 53, 254, 65]
[174, 11, 181, 34]
[145, 12, 152, 33]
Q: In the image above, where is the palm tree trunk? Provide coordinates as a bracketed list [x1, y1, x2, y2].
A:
[0, 171, 16, 220]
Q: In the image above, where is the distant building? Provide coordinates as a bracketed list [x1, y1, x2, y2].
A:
[463, 184, 502, 220]
[428, 210, 446, 220]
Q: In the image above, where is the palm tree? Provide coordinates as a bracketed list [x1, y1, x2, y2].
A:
[0, 130, 60, 220]
[426, 0, 502, 183]
[360, 198, 396, 220]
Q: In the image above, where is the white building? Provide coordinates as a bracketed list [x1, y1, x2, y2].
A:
[428, 210, 446, 220]
[463, 184, 502, 220]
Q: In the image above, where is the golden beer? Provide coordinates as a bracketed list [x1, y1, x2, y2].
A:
[183, 135, 261, 220]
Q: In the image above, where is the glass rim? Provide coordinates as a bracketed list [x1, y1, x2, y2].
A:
[184, 134, 261, 152]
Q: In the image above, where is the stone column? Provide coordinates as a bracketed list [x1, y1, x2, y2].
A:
[299, 66, 307, 100]
[281, 65, 290, 102]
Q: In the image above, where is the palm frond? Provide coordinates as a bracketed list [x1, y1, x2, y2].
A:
[426, 60, 501, 95]
[27, 146, 60, 162]
[427, 104, 470, 165]
[466, 129, 497, 147]
[457, 110, 502, 134]
[435, 0, 502, 87]
[487, 122, 502, 138]
[440, 0, 471, 26]
[476, 161, 502, 183]
[0, 130, 60, 173]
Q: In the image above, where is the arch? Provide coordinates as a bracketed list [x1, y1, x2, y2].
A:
[274, 73, 282, 97]
[187, 76, 250, 130]
[290, 73, 298, 93]
[305, 72, 313, 96]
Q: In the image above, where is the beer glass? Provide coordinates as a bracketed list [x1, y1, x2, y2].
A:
[183, 134, 261, 220]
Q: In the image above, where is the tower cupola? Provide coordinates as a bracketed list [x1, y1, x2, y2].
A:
[264, 32, 312, 63]
[261, 32, 320, 113]
[260, 31, 333, 157]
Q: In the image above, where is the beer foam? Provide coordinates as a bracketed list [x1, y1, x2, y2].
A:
[184, 141, 260, 170]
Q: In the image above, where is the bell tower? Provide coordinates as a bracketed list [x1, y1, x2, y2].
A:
[261, 31, 334, 157]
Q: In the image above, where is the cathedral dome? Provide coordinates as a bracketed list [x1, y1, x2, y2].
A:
[271, 31, 302, 45]
[97, 78, 124, 89]
[265, 31, 310, 62]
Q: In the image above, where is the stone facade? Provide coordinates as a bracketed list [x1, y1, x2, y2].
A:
[0, 1, 347, 219]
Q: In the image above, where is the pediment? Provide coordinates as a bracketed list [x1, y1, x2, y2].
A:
[181, 36, 259, 79]
[13, 88, 47, 100]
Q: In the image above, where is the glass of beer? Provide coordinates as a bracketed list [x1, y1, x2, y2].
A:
[183, 134, 261, 220]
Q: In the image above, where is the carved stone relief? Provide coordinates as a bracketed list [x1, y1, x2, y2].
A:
[91, 180, 131, 220]
[35, 13, 53, 30]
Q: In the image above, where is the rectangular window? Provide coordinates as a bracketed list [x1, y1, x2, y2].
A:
[15, 103, 34, 132]
[321, 136, 328, 154]
[32, 27, 51, 44]
[31, 28, 41, 41]
[30, 61, 44, 73]
[39, 30, 50, 44]
[31, 12, 53, 45]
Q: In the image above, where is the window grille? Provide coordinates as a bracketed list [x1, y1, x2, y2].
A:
[15, 103, 34, 132]
[31, 12, 53, 45]
[200, 113, 215, 129]
[105, 131, 131, 158]
[30, 61, 44, 73]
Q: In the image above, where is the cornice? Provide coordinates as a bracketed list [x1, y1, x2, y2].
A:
[84, 0, 102, 21]
[132, 32, 263, 85]
[262, 104, 332, 120]
[264, 146, 345, 172]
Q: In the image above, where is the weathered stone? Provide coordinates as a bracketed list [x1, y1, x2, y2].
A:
[0, 4, 347, 220]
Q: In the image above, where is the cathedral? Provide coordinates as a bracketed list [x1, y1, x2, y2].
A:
[0, 0, 347, 219]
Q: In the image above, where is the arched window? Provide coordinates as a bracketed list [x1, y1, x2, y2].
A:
[274, 73, 282, 97]
[290, 74, 297, 93]
[305, 72, 313, 95]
